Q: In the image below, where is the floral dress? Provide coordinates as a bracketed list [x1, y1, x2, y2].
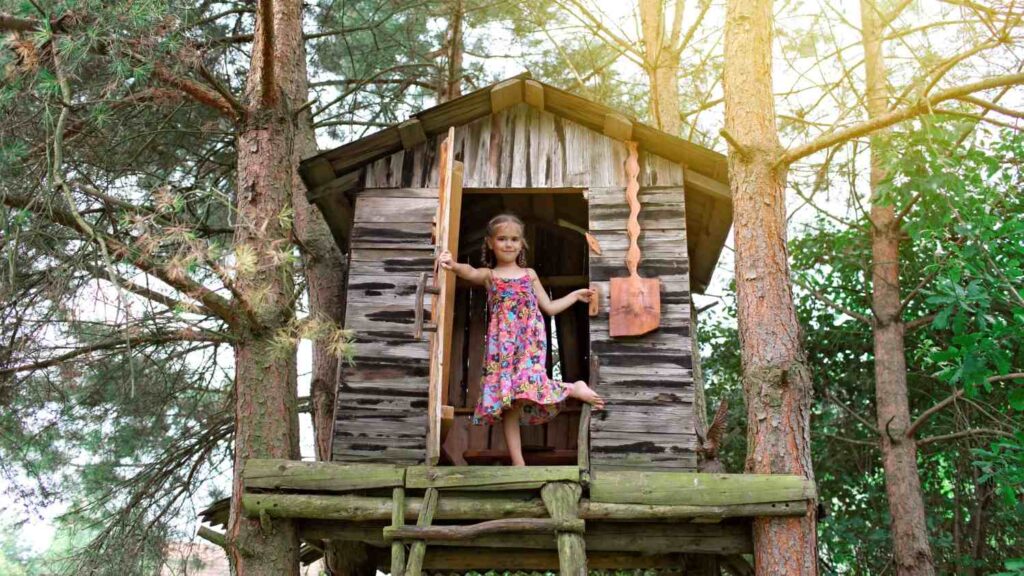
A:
[472, 273, 572, 425]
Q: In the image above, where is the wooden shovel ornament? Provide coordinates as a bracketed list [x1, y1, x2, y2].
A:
[609, 141, 661, 337]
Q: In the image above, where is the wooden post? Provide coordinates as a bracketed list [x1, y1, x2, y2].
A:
[390, 487, 406, 576]
[541, 482, 587, 576]
[405, 487, 439, 576]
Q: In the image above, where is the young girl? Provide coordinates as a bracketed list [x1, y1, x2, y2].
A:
[437, 213, 605, 466]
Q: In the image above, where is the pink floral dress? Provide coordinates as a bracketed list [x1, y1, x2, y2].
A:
[472, 273, 572, 425]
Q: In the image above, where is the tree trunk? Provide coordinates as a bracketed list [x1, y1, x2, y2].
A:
[280, 0, 349, 464]
[722, 0, 818, 574]
[274, 1, 370, 573]
[440, 0, 464, 103]
[860, 3, 936, 574]
[638, 0, 682, 135]
[225, 3, 302, 573]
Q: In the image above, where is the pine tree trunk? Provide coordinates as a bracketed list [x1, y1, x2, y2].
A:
[226, 3, 302, 572]
[274, 1, 371, 573]
[723, 0, 818, 573]
[861, 3, 936, 574]
[277, 0, 349, 464]
[639, 0, 682, 135]
[440, 0, 464, 103]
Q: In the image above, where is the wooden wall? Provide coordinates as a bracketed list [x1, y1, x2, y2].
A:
[335, 188, 436, 463]
[588, 184, 698, 471]
[335, 105, 699, 470]
[362, 103, 684, 190]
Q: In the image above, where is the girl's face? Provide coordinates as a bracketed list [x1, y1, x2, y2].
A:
[487, 222, 524, 265]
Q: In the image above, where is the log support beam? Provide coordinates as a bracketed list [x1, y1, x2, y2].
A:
[542, 482, 587, 576]
[390, 487, 406, 576]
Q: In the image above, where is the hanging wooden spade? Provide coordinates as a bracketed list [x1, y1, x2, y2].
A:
[609, 141, 661, 337]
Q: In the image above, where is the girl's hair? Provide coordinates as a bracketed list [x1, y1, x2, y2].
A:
[480, 213, 528, 268]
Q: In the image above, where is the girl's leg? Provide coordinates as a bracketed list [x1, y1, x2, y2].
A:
[502, 402, 526, 466]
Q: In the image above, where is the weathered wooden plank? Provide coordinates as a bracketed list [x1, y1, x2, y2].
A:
[603, 113, 632, 141]
[588, 188, 686, 206]
[590, 230, 686, 258]
[350, 222, 433, 249]
[524, 79, 545, 110]
[589, 204, 686, 231]
[350, 340, 431, 362]
[564, 120, 590, 187]
[354, 197, 437, 223]
[325, 127, 403, 175]
[243, 459, 404, 492]
[356, 188, 438, 199]
[405, 466, 580, 490]
[592, 416, 694, 436]
[590, 472, 817, 506]
[398, 119, 427, 150]
[490, 78, 523, 113]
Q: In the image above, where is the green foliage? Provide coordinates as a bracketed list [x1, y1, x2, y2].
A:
[703, 125, 1024, 573]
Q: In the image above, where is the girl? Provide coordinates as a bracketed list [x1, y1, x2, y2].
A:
[437, 213, 605, 466]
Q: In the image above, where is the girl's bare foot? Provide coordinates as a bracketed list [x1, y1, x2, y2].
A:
[569, 380, 605, 411]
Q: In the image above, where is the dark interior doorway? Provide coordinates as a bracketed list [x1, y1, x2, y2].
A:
[440, 190, 591, 466]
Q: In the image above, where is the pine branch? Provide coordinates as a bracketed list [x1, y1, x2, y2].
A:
[149, 61, 240, 120]
[83, 264, 213, 316]
[2, 193, 244, 328]
[0, 329, 232, 376]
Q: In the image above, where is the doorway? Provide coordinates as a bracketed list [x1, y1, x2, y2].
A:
[440, 190, 591, 465]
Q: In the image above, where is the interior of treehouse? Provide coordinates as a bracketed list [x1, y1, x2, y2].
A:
[442, 190, 591, 466]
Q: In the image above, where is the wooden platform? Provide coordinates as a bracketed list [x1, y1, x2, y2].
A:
[202, 459, 815, 573]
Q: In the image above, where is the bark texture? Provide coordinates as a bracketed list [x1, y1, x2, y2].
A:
[861, 2, 936, 574]
[440, 0, 464, 103]
[278, 0, 349, 464]
[723, 0, 817, 573]
[273, 1, 369, 572]
[226, 2, 302, 573]
[639, 0, 682, 135]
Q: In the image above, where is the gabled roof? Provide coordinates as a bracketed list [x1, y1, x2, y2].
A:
[299, 75, 732, 292]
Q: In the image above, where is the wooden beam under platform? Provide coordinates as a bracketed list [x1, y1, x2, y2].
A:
[243, 492, 807, 523]
[243, 459, 405, 492]
[299, 519, 752, 555]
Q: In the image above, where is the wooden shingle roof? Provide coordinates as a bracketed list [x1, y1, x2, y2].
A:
[299, 75, 731, 292]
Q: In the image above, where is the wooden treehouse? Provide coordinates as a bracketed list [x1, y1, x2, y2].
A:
[204, 76, 816, 574]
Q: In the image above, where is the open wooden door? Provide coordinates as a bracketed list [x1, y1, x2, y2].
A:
[427, 127, 464, 464]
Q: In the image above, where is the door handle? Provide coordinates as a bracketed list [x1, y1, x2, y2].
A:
[414, 271, 440, 339]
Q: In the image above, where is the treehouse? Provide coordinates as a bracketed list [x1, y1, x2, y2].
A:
[206, 76, 816, 575]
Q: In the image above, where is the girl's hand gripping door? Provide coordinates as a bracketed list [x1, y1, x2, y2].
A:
[426, 127, 463, 465]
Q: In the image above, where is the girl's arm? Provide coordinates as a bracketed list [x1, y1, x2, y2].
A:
[528, 269, 593, 316]
[437, 250, 491, 286]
